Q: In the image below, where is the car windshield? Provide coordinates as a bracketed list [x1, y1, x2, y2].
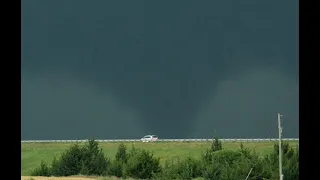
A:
[143, 136, 151, 138]
[152, 136, 158, 138]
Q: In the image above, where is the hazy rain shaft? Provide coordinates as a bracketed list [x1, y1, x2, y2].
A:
[22, 0, 298, 140]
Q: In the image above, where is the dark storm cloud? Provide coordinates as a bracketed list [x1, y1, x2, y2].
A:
[21, 72, 145, 139]
[22, 0, 298, 139]
[193, 67, 298, 138]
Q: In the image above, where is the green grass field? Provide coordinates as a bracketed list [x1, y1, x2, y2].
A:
[21, 141, 298, 176]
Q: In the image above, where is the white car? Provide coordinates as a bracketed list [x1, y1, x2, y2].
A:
[141, 135, 158, 142]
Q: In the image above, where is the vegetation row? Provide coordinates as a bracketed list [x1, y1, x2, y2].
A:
[30, 138, 299, 180]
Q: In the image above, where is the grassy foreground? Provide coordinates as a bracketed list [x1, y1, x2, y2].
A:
[21, 141, 298, 176]
[21, 176, 205, 180]
[21, 176, 206, 180]
[21, 176, 135, 180]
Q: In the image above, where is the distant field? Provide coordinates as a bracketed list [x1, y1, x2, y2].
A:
[21, 141, 298, 176]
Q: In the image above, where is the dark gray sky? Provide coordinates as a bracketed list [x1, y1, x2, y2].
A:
[21, 0, 299, 140]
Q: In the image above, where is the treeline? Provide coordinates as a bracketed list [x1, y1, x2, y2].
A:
[31, 138, 299, 180]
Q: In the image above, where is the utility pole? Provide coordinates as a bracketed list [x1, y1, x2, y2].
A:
[278, 113, 283, 180]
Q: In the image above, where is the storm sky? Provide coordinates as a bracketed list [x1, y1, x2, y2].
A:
[21, 0, 299, 140]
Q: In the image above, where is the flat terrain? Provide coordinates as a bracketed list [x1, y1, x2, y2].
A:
[21, 141, 298, 176]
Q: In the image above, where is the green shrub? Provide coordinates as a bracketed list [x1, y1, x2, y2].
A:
[273, 140, 290, 155]
[202, 148, 214, 164]
[151, 160, 174, 180]
[201, 143, 274, 180]
[115, 143, 128, 163]
[107, 160, 124, 178]
[237, 144, 273, 179]
[123, 147, 161, 179]
[202, 162, 222, 180]
[30, 161, 51, 176]
[50, 139, 109, 176]
[30, 139, 299, 180]
[262, 141, 299, 180]
[107, 143, 129, 177]
[212, 150, 243, 165]
[201, 150, 242, 180]
[283, 147, 299, 180]
[280, 143, 299, 180]
[211, 137, 222, 152]
[153, 157, 202, 180]
[79, 138, 110, 176]
[219, 154, 268, 180]
[50, 143, 85, 176]
[179, 157, 202, 179]
[202, 137, 223, 165]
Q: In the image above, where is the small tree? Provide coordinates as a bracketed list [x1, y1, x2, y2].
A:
[49, 139, 109, 176]
[107, 143, 128, 177]
[211, 137, 222, 152]
[123, 148, 161, 179]
[79, 138, 109, 176]
[115, 143, 128, 163]
[30, 161, 51, 177]
[50, 143, 84, 176]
